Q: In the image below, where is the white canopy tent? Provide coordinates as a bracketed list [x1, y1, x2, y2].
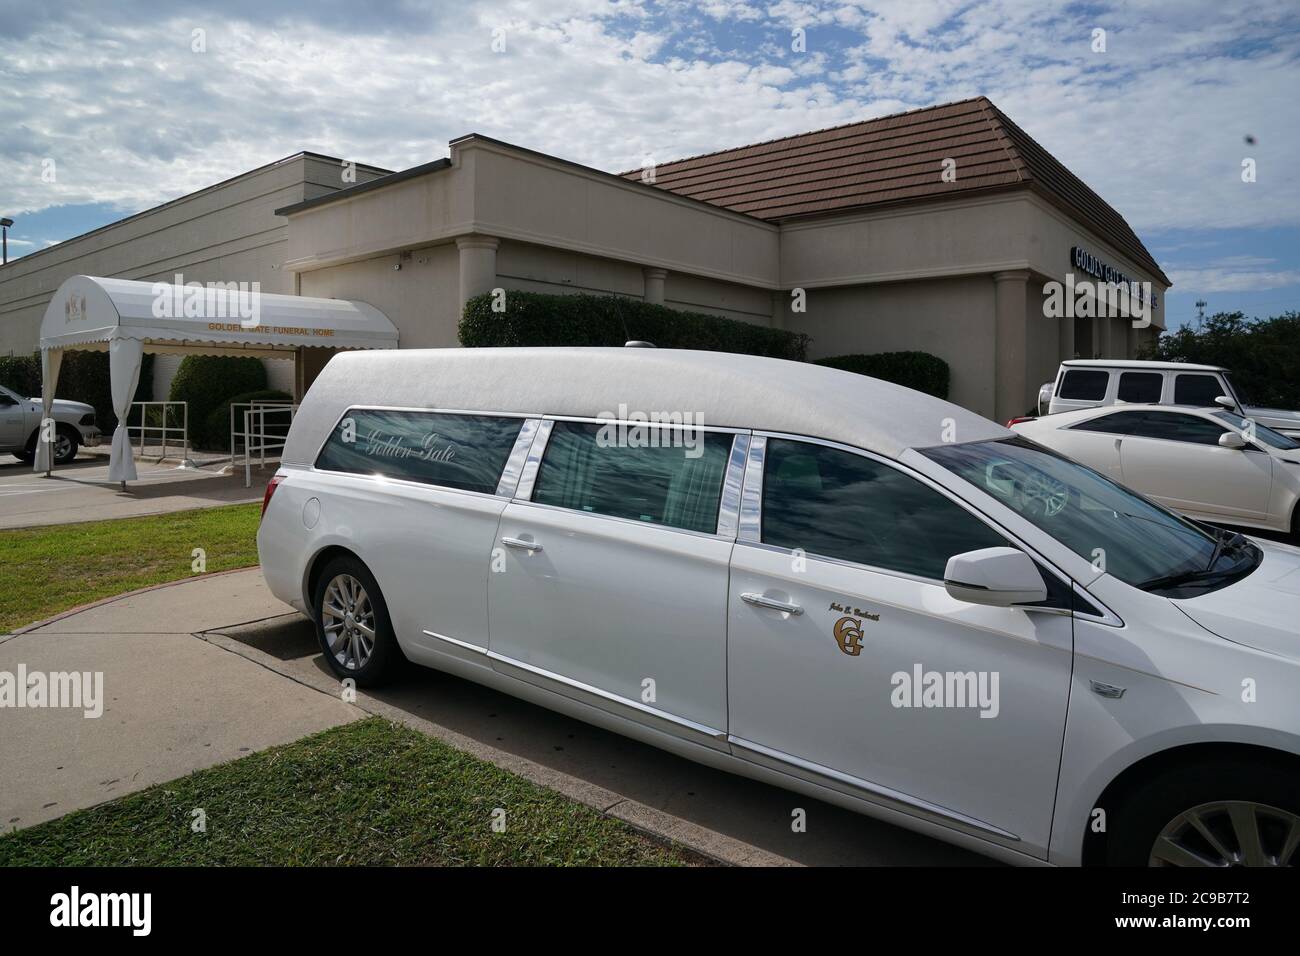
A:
[38, 275, 398, 482]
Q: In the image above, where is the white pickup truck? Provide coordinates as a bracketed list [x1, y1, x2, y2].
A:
[1036, 360, 1300, 439]
[0, 383, 102, 464]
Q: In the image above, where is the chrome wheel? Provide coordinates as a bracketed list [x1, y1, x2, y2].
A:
[320, 573, 376, 671]
[1150, 800, 1300, 867]
[53, 433, 73, 462]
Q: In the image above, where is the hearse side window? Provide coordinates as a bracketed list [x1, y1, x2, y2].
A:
[1173, 374, 1224, 407]
[1058, 369, 1110, 401]
[1117, 371, 1163, 403]
[531, 421, 733, 534]
[315, 409, 523, 494]
[760, 438, 1007, 580]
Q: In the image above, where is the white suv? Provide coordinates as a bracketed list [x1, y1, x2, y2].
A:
[258, 347, 1300, 867]
[1041, 359, 1300, 438]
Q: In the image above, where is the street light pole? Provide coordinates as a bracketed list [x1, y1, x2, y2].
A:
[0, 218, 12, 264]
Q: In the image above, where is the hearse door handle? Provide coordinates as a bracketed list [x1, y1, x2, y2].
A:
[502, 536, 543, 553]
[741, 592, 803, 615]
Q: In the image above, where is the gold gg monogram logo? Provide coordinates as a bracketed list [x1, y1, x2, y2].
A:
[833, 616, 865, 657]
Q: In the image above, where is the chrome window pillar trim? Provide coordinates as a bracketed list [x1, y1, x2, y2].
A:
[422, 629, 728, 744]
[513, 419, 554, 501]
[727, 735, 1020, 843]
[495, 418, 541, 497]
[716, 433, 751, 539]
[738, 434, 766, 544]
[1072, 582, 1124, 628]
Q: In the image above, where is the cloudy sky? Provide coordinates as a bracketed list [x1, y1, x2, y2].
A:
[2, 0, 1298, 326]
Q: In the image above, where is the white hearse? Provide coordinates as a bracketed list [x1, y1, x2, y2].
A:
[258, 347, 1300, 867]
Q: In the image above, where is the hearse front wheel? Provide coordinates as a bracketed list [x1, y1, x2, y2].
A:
[312, 556, 403, 686]
[1107, 760, 1300, 866]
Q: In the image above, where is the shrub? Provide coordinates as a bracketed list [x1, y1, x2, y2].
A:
[460, 291, 809, 360]
[813, 351, 950, 399]
[204, 389, 293, 453]
[0, 355, 40, 397]
[0, 351, 152, 430]
[169, 355, 267, 449]
[1142, 312, 1300, 409]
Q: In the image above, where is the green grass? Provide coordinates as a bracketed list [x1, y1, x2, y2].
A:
[0, 718, 698, 866]
[0, 503, 261, 632]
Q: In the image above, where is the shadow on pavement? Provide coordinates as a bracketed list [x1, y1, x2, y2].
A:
[218, 613, 998, 867]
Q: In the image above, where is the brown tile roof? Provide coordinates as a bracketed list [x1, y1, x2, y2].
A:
[621, 97, 1168, 285]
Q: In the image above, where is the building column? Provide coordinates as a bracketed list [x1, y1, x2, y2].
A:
[643, 267, 667, 305]
[994, 270, 1031, 424]
[1126, 320, 1142, 359]
[457, 236, 500, 311]
[770, 290, 786, 329]
[1058, 312, 1075, 362]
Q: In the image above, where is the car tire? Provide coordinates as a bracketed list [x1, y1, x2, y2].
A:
[311, 555, 404, 687]
[53, 426, 79, 465]
[1106, 759, 1300, 867]
[14, 448, 35, 463]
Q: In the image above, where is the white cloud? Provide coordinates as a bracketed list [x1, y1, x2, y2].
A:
[0, 0, 1295, 245]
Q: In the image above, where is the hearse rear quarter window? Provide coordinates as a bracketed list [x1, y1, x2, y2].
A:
[315, 409, 523, 494]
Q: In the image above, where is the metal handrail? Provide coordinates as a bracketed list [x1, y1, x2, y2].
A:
[127, 401, 192, 466]
[231, 400, 296, 487]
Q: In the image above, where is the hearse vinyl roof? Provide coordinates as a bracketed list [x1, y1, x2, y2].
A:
[283, 347, 1010, 465]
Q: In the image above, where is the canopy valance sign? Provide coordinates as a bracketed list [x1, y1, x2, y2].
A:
[37, 275, 398, 482]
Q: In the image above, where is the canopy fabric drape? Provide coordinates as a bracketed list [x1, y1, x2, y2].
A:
[33, 346, 64, 474]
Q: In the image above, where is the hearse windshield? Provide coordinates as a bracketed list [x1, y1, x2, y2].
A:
[922, 437, 1260, 597]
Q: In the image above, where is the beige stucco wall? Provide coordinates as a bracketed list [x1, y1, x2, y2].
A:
[792, 276, 998, 417]
[298, 243, 460, 350]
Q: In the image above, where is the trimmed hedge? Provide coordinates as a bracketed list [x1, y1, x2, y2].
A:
[460, 291, 809, 360]
[169, 355, 267, 450]
[0, 351, 153, 431]
[205, 389, 293, 452]
[813, 351, 950, 399]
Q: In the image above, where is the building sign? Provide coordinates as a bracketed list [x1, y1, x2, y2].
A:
[1070, 246, 1158, 309]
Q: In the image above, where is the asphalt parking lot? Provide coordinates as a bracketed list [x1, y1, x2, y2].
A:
[0, 453, 265, 529]
[2, 569, 993, 866]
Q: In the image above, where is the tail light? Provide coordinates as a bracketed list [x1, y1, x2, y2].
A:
[261, 475, 284, 519]
[1006, 416, 1035, 427]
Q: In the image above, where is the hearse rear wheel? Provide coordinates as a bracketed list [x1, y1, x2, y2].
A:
[313, 556, 403, 687]
[1107, 759, 1300, 866]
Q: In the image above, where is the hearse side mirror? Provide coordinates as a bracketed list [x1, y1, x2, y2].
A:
[1218, 432, 1248, 450]
[1214, 395, 1237, 410]
[944, 547, 1048, 608]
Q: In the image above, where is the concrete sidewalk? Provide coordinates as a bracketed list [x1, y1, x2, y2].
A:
[0, 573, 362, 831]
[1, 570, 992, 865]
[0, 455, 264, 529]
